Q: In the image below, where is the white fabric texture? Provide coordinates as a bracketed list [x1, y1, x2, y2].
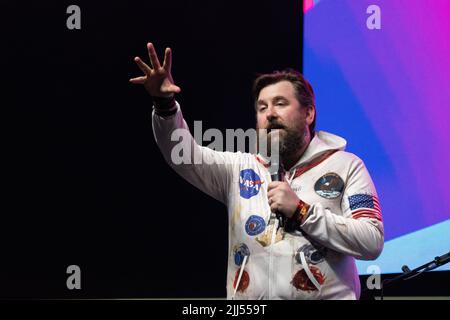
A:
[152, 103, 384, 300]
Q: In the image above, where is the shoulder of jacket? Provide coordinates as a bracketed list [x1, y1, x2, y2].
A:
[333, 150, 364, 164]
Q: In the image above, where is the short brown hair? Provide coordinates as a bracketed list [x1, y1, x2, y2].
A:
[253, 69, 316, 137]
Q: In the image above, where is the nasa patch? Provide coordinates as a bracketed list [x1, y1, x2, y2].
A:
[239, 169, 263, 199]
[314, 172, 344, 199]
[245, 215, 266, 236]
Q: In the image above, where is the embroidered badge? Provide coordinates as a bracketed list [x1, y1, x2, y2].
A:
[233, 268, 250, 293]
[233, 243, 251, 266]
[314, 172, 344, 199]
[292, 267, 325, 292]
[244, 215, 266, 236]
[239, 169, 263, 199]
[349, 194, 382, 221]
[349, 193, 377, 210]
[295, 244, 327, 265]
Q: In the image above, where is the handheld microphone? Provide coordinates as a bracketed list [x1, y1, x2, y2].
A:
[268, 129, 282, 181]
[267, 130, 285, 228]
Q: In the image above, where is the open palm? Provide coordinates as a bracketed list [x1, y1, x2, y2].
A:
[130, 43, 181, 98]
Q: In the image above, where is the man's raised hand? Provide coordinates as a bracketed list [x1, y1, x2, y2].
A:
[129, 43, 181, 98]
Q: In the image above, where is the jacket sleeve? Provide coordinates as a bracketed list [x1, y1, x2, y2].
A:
[151, 102, 239, 204]
[300, 156, 384, 260]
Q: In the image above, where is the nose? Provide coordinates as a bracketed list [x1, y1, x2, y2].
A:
[266, 105, 278, 122]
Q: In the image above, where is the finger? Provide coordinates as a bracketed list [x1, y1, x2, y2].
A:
[268, 192, 279, 203]
[147, 42, 161, 70]
[165, 73, 181, 93]
[267, 189, 276, 198]
[267, 181, 282, 191]
[270, 202, 279, 213]
[129, 76, 147, 84]
[164, 84, 181, 94]
[162, 47, 172, 71]
[134, 57, 152, 74]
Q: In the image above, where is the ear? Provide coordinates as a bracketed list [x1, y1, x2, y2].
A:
[305, 105, 315, 126]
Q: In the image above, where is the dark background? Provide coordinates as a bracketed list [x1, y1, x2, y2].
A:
[3, 0, 448, 299]
[3, 0, 302, 298]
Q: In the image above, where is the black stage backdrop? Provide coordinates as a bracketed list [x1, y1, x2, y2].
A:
[3, 0, 302, 298]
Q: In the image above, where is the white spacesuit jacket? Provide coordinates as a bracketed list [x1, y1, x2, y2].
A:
[152, 102, 384, 300]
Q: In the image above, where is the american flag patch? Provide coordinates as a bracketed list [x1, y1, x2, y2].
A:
[348, 194, 382, 222]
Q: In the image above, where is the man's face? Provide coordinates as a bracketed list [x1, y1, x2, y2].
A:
[256, 80, 311, 158]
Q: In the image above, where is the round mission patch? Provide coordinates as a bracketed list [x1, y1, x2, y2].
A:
[314, 172, 344, 199]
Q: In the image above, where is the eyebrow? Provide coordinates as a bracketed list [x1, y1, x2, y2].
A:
[257, 96, 288, 105]
[272, 96, 289, 103]
[256, 99, 267, 107]
[255, 96, 289, 111]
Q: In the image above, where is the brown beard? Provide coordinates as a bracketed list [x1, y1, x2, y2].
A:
[279, 125, 306, 160]
[256, 123, 306, 162]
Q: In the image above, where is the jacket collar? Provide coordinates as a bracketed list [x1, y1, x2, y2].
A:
[256, 131, 347, 171]
[290, 131, 347, 171]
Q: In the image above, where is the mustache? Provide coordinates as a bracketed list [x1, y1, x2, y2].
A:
[266, 122, 286, 132]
